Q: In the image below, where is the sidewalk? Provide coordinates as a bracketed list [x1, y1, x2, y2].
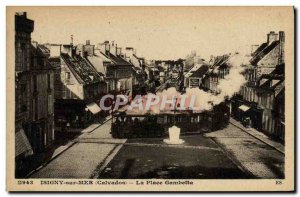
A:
[229, 118, 284, 154]
[20, 116, 111, 178]
[205, 119, 285, 178]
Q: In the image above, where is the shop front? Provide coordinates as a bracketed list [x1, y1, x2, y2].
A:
[54, 100, 102, 131]
[231, 98, 263, 131]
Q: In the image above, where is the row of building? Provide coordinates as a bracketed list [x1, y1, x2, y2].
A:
[183, 31, 285, 142]
[14, 12, 152, 170]
[14, 11, 285, 172]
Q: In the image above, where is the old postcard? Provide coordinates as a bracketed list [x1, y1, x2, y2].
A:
[6, 6, 294, 192]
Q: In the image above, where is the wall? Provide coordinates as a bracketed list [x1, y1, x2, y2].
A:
[55, 57, 84, 100]
[257, 45, 280, 77]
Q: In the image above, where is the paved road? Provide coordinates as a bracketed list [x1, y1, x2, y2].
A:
[30, 119, 284, 179]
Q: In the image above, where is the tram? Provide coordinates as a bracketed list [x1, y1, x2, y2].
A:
[111, 102, 230, 138]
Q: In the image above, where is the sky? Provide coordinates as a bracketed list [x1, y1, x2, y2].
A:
[9, 6, 292, 60]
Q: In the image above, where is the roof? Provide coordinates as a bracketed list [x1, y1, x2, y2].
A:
[157, 65, 165, 72]
[211, 55, 229, 67]
[190, 64, 209, 78]
[133, 54, 145, 62]
[86, 52, 108, 74]
[31, 44, 55, 70]
[258, 63, 284, 81]
[15, 129, 33, 158]
[250, 41, 280, 65]
[252, 43, 268, 57]
[257, 63, 285, 94]
[103, 52, 132, 66]
[37, 45, 50, 56]
[61, 53, 102, 84]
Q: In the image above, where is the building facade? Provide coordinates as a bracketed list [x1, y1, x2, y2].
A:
[184, 62, 209, 89]
[15, 12, 55, 172]
[231, 31, 285, 141]
[45, 43, 105, 129]
[87, 41, 134, 96]
[201, 55, 230, 93]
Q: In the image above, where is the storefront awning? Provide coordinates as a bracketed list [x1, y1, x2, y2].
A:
[86, 102, 101, 114]
[239, 104, 250, 112]
[15, 129, 33, 158]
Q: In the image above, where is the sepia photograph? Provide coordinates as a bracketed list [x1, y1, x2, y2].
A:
[6, 6, 294, 191]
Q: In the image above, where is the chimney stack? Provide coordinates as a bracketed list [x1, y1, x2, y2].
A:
[117, 47, 122, 56]
[86, 40, 90, 45]
[50, 44, 62, 57]
[70, 35, 74, 45]
[267, 31, 278, 44]
[125, 47, 134, 58]
[62, 44, 73, 57]
[278, 31, 285, 64]
[16, 12, 27, 17]
[104, 41, 110, 55]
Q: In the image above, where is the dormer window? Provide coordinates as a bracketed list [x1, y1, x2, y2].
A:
[65, 72, 71, 82]
[89, 75, 94, 81]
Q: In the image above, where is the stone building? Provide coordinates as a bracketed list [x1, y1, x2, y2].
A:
[86, 41, 134, 97]
[29, 43, 56, 152]
[124, 47, 147, 95]
[15, 12, 34, 169]
[44, 43, 105, 129]
[15, 12, 55, 171]
[184, 61, 209, 89]
[201, 55, 230, 93]
[231, 31, 285, 141]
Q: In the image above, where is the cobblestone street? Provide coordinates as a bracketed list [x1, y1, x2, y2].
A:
[29, 118, 284, 179]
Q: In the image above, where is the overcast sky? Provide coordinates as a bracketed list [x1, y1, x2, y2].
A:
[11, 7, 291, 60]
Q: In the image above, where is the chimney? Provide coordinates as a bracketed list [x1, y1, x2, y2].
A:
[16, 12, 27, 17]
[62, 45, 73, 57]
[251, 45, 259, 55]
[76, 44, 83, 56]
[267, 31, 278, 44]
[83, 42, 94, 56]
[50, 44, 62, 57]
[116, 47, 122, 56]
[110, 42, 117, 56]
[278, 31, 285, 64]
[31, 41, 38, 48]
[70, 35, 74, 45]
[125, 47, 134, 57]
[103, 41, 110, 55]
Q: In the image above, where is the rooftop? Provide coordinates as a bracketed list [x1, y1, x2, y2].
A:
[250, 41, 280, 65]
[61, 53, 102, 84]
[104, 52, 133, 66]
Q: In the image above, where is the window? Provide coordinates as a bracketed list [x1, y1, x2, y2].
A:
[20, 84, 26, 94]
[44, 132, 47, 146]
[19, 84, 27, 113]
[65, 72, 71, 82]
[47, 74, 51, 90]
[32, 98, 38, 121]
[30, 55, 34, 68]
[48, 94, 52, 114]
[33, 75, 37, 92]
[21, 43, 26, 70]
